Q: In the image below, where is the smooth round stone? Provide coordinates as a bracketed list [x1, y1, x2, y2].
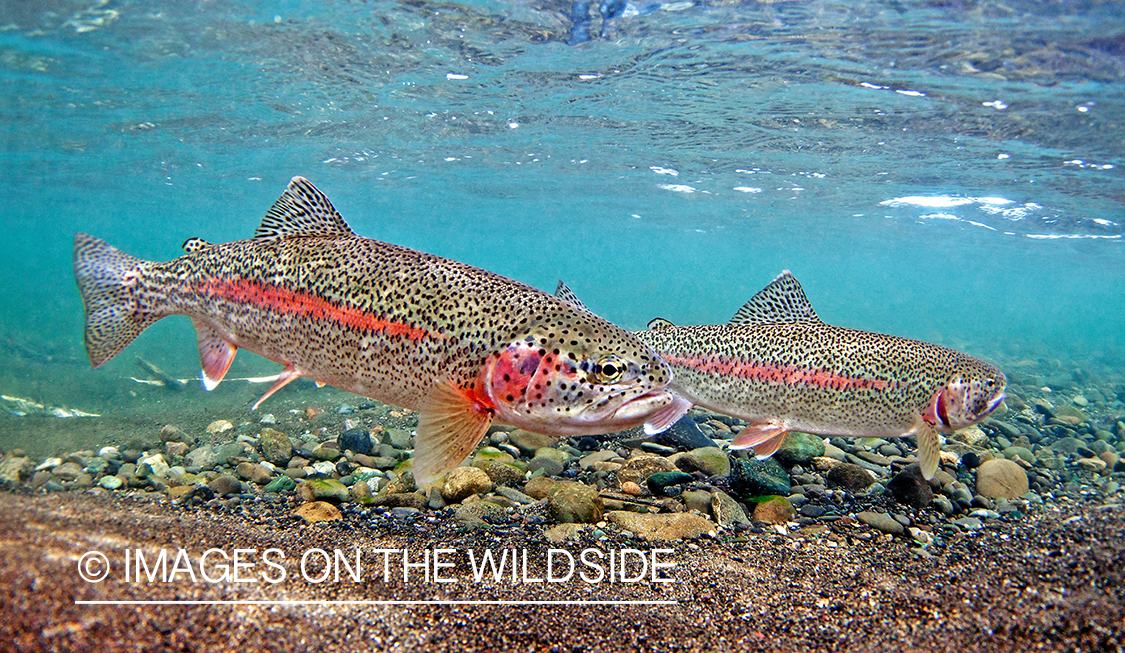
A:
[263, 476, 296, 493]
[825, 463, 874, 491]
[856, 511, 904, 536]
[528, 456, 564, 477]
[208, 475, 242, 496]
[954, 517, 984, 531]
[646, 471, 694, 496]
[976, 459, 1029, 499]
[752, 497, 795, 524]
[337, 428, 373, 456]
[98, 475, 123, 490]
[800, 504, 827, 518]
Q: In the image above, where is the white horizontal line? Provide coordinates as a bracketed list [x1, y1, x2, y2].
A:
[76, 600, 678, 606]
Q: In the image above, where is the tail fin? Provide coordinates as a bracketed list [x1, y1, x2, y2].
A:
[73, 233, 158, 368]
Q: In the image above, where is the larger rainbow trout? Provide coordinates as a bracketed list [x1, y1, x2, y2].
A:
[74, 177, 690, 483]
[557, 271, 1006, 480]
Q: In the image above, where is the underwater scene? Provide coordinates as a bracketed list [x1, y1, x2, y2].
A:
[1, 0, 1123, 650]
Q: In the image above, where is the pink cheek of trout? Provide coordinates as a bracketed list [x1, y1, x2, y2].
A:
[490, 345, 544, 407]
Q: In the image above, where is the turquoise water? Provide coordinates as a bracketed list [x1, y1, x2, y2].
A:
[2, 0, 1123, 409]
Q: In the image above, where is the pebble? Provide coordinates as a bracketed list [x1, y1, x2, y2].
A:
[775, 432, 826, 466]
[616, 456, 678, 486]
[98, 475, 123, 490]
[729, 458, 791, 498]
[507, 430, 556, 457]
[547, 481, 603, 523]
[954, 517, 984, 531]
[206, 419, 234, 434]
[528, 455, 564, 477]
[295, 501, 342, 523]
[975, 459, 1029, 499]
[856, 511, 904, 536]
[711, 491, 750, 528]
[604, 511, 715, 541]
[338, 428, 373, 456]
[441, 467, 493, 504]
[752, 497, 795, 524]
[658, 416, 718, 450]
[679, 447, 731, 478]
[825, 463, 875, 491]
[258, 428, 293, 466]
[207, 475, 242, 497]
[495, 486, 535, 505]
[646, 471, 694, 496]
[887, 465, 933, 509]
[35, 458, 62, 473]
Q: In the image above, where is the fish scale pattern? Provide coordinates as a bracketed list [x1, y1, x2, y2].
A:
[638, 321, 1003, 437]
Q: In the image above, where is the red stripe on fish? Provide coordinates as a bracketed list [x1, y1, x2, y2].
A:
[662, 353, 890, 391]
[197, 277, 441, 341]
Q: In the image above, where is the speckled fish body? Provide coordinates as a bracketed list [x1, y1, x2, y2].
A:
[557, 272, 1006, 479]
[74, 177, 690, 482]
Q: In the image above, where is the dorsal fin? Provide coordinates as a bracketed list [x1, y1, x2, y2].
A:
[647, 318, 676, 330]
[182, 237, 213, 253]
[254, 176, 356, 240]
[554, 280, 593, 314]
[729, 270, 821, 325]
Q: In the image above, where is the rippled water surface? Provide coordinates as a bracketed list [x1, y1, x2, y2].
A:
[2, 0, 1123, 409]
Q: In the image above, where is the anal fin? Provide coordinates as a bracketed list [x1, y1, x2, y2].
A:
[642, 395, 694, 435]
[414, 379, 496, 485]
[194, 320, 237, 391]
[731, 421, 789, 450]
[252, 364, 302, 410]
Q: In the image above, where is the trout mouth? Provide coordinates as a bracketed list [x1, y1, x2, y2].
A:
[983, 391, 1006, 417]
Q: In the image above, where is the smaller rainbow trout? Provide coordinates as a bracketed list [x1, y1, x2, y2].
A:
[74, 177, 691, 483]
[557, 272, 1006, 479]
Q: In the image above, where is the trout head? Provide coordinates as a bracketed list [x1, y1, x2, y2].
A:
[925, 362, 1007, 432]
[482, 318, 690, 436]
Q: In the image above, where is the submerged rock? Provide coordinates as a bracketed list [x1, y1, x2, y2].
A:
[259, 428, 293, 466]
[295, 501, 342, 523]
[441, 467, 493, 504]
[679, 447, 730, 478]
[752, 497, 795, 524]
[857, 511, 904, 536]
[826, 463, 875, 491]
[888, 465, 933, 509]
[605, 511, 715, 541]
[337, 428, 373, 456]
[729, 458, 790, 499]
[774, 432, 825, 466]
[547, 481, 603, 523]
[711, 491, 750, 528]
[658, 416, 718, 450]
[617, 456, 678, 486]
[975, 459, 1029, 499]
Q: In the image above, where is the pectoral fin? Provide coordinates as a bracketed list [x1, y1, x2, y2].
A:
[642, 395, 694, 435]
[251, 364, 302, 410]
[910, 417, 942, 481]
[193, 320, 236, 391]
[414, 379, 496, 484]
[731, 421, 788, 450]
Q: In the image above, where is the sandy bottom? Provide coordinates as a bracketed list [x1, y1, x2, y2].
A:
[1, 490, 1122, 652]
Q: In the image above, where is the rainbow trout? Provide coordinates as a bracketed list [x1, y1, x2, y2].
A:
[74, 177, 690, 482]
[557, 272, 1006, 479]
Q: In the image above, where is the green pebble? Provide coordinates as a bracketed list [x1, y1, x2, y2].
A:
[264, 475, 297, 493]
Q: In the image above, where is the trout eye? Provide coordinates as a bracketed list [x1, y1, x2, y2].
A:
[590, 355, 626, 384]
